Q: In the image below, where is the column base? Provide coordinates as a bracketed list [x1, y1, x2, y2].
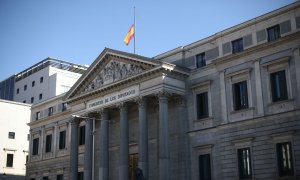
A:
[119, 165, 129, 180]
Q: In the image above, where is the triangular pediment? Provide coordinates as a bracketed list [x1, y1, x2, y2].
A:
[65, 48, 159, 101]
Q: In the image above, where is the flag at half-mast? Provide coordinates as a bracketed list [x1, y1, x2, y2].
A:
[124, 24, 135, 45]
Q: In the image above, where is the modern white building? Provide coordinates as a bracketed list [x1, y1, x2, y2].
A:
[0, 99, 31, 180]
[13, 58, 88, 104]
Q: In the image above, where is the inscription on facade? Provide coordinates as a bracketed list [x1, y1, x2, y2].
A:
[87, 85, 139, 109]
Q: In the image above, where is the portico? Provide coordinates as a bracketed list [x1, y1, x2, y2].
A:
[65, 48, 189, 180]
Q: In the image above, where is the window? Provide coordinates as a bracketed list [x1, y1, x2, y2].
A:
[43, 177, 48, 180]
[233, 81, 249, 110]
[32, 81, 35, 87]
[267, 25, 280, 42]
[277, 142, 294, 176]
[78, 172, 84, 180]
[57, 174, 63, 180]
[6, 154, 14, 167]
[79, 126, 86, 145]
[199, 154, 211, 180]
[24, 84, 27, 91]
[196, 53, 206, 68]
[196, 92, 209, 119]
[26, 155, 28, 163]
[36, 111, 41, 120]
[232, 38, 244, 54]
[270, 70, 288, 102]
[23, 100, 26, 103]
[8, 132, 15, 139]
[17, 88, 19, 94]
[31, 97, 34, 103]
[45, 134, 52, 153]
[238, 148, 252, 179]
[62, 102, 68, 112]
[32, 138, 39, 155]
[48, 107, 54, 116]
[59, 131, 66, 149]
[40, 77, 44, 83]
[39, 93, 43, 100]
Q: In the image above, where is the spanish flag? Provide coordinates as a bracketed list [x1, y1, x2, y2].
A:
[124, 24, 135, 45]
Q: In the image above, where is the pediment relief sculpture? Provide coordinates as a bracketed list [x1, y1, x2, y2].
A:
[84, 60, 145, 92]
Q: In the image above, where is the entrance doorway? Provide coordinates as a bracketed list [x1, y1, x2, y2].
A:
[129, 153, 139, 180]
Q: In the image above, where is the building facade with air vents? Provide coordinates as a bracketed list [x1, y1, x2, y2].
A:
[26, 2, 300, 180]
[0, 58, 88, 104]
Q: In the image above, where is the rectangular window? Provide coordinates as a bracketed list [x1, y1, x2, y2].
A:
[39, 93, 43, 100]
[36, 111, 40, 120]
[199, 154, 211, 180]
[24, 84, 27, 91]
[23, 100, 26, 103]
[17, 88, 19, 94]
[78, 172, 84, 180]
[62, 102, 68, 112]
[48, 107, 54, 116]
[6, 154, 14, 167]
[32, 138, 39, 155]
[57, 174, 63, 180]
[277, 142, 294, 176]
[196, 92, 209, 119]
[238, 148, 252, 179]
[267, 25, 280, 42]
[32, 81, 35, 87]
[8, 132, 15, 139]
[31, 97, 34, 103]
[232, 38, 244, 54]
[79, 126, 86, 145]
[233, 81, 249, 110]
[26, 155, 28, 163]
[270, 70, 288, 102]
[59, 131, 66, 149]
[40, 77, 44, 83]
[196, 53, 206, 68]
[43, 177, 48, 180]
[45, 134, 52, 153]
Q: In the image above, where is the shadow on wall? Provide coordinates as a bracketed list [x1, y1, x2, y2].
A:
[0, 174, 25, 180]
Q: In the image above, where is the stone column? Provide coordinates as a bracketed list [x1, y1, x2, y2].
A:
[137, 97, 148, 179]
[99, 109, 109, 180]
[158, 92, 170, 180]
[175, 96, 190, 180]
[28, 129, 33, 163]
[84, 117, 94, 180]
[70, 118, 79, 180]
[219, 70, 228, 123]
[254, 60, 264, 116]
[40, 126, 44, 160]
[53, 122, 58, 158]
[293, 48, 300, 108]
[118, 103, 129, 180]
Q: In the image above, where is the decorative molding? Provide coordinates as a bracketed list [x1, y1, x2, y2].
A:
[84, 60, 144, 93]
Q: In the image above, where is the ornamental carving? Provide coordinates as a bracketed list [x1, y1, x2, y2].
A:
[84, 60, 144, 92]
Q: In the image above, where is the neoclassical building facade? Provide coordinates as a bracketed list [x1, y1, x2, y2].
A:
[27, 2, 300, 180]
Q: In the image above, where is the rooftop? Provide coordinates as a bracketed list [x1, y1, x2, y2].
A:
[15, 57, 88, 82]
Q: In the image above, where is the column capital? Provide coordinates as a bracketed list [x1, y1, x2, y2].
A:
[116, 102, 128, 111]
[156, 90, 172, 98]
[69, 117, 80, 125]
[98, 108, 108, 116]
[174, 96, 186, 107]
[135, 96, 147, 108]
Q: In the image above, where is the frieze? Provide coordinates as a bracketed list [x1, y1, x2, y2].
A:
[84, 60, 144, 92]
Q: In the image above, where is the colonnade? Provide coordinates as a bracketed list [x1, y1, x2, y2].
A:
[69, 93, 179, 180]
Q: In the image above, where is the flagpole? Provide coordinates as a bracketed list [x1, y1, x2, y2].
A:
[134, 6, 136, 54]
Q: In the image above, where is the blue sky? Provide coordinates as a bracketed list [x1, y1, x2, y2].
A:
[0, 0, 295, 81]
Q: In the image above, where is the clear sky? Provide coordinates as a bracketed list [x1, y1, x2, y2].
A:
[0, 0, 296, 81]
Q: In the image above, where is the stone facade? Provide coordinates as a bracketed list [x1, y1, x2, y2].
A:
[27, 2, 300, 180]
